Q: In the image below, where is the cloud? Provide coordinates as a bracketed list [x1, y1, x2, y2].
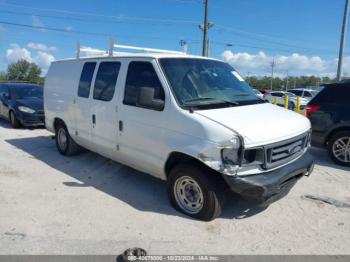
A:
[6, 44, 33, 63]
[34, 51, 55, 69]
[65, 25, 73, 32]
[32, 16, 46, 32]
[4, 43, 55, 75]
[27, 42, 57, 52]
[221, 50, 350, 78]
[80, 46, 107, 57]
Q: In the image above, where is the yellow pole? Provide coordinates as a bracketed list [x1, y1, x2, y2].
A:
[284, 95, 289, 109]
[273, 97, 278, 104]
[296, 97, 301, 113]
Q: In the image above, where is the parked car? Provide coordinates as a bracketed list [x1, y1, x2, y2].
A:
[0, 82, 44, 128]
[44, 50, 314, 221]
[258, 89, 269, 96]
[265, 91, 308, 110]
[307, 81, 350, 166]
[252, 89, 264, 99]
[288, 88, 319, 102]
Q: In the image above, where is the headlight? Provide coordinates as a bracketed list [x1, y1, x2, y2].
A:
[221, 135, 241, 165]
[222, 148, 239, 165]
[18, 106, 35, 114]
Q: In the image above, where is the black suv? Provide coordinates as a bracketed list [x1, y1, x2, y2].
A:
[306, 80, 350, 166]
[0, 82, 44, 128]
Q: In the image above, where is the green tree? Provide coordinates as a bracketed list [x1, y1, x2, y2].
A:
[6, 59, 42, 83]
[0, 72, 7, 81]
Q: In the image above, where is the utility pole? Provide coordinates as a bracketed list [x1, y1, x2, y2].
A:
[270, 58, 275, 90]
[206, 38, 211, 56]
[337, 0, 349, 81]
[285, 71, 289, 91]
[199, 0, 213, 56]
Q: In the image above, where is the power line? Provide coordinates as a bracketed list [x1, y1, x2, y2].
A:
[0, 19, 338, 56]
[0, 2, 337, 55]
[0, 20, 200, 43]
[214, 24, 336, 54]
[211, 41, 316, 53]
[0, 2, 199, 25]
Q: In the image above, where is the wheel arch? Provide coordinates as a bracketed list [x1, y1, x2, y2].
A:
[53, 117, 66, 131]
[325, 125, 350, 145]
[164, 151, 225, 181]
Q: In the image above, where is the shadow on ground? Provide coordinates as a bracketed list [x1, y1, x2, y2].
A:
[0, 118, 45, 130]
[5, 135, 267, 220]
[309, 147, 350, 172]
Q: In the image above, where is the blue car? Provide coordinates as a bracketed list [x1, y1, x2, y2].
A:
[0, 82, 44, 128]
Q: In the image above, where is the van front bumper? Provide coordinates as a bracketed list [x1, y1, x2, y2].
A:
[222, 150, 314, 204]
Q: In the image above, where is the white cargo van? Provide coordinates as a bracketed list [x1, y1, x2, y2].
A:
[44, 45, 314, 221]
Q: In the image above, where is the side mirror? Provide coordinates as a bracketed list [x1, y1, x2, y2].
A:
[137, 87, 164, 111]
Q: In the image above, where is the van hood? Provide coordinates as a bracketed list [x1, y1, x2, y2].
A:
[195, 103, 310, 147]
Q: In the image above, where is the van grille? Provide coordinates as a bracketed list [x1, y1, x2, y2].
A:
[263, 132, 309, 169]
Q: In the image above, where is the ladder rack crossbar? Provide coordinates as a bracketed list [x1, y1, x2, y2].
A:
[76, 37, 188, 59]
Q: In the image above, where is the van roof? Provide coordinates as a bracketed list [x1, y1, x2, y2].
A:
[54, 53, 222, 63]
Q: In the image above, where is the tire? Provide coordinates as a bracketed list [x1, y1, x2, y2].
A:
[327, 130, 350, 167]
[288, 102, 295, 110]
[9, 111, 21, 129]
[55, 122, 82, 156]
[167, 163, 225, 221]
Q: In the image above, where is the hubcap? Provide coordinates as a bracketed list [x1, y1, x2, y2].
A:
[174, 176, 204, 214]
[332, 136, 350, 163]
[57, 128, 68, 151]
[10, 112, 15, 124]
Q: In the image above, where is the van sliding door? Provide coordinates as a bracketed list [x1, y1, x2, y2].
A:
[90, 61, 121, 158]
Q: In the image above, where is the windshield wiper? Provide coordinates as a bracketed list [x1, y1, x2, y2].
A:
[184, 97, 239, 105]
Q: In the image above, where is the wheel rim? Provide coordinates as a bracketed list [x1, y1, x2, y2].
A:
[10, 112, 15, 125]
[332, 136, 350, 163]
[57, 128, 68, 151]
[174, 176, 204, 214]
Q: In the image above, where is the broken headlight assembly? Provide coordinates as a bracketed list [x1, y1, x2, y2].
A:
[221, 135, 264, 171]
[221, 136, 242, 168]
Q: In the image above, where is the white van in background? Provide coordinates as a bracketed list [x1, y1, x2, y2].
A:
[44, 46, 314, 221]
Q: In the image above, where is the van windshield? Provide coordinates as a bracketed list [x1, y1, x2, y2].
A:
[159, 58, 260, 109]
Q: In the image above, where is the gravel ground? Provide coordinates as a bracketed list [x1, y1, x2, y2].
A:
[0, 119, 349, 255]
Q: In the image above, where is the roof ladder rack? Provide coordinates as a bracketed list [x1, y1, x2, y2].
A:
[76, 36, 188, 59]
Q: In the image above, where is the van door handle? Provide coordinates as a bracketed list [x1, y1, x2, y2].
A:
[92, 114, 96, 124]
[119, 120, 123, 131]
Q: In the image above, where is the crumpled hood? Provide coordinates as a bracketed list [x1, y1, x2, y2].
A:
[195, 103, 310, 147]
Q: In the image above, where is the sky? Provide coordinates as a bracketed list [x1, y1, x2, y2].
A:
[0, 0, 349, 78]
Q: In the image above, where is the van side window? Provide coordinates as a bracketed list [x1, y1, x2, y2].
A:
[78, 62, 96, 98]
[93, 62, 121, 101]
[123, 62, 165, 108]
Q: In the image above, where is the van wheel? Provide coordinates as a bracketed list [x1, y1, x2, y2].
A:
[9, 111, 21, 128]
[167, 163, 225, 221]
[55, 123, 81, 156]
[327, 131, 350, 167]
